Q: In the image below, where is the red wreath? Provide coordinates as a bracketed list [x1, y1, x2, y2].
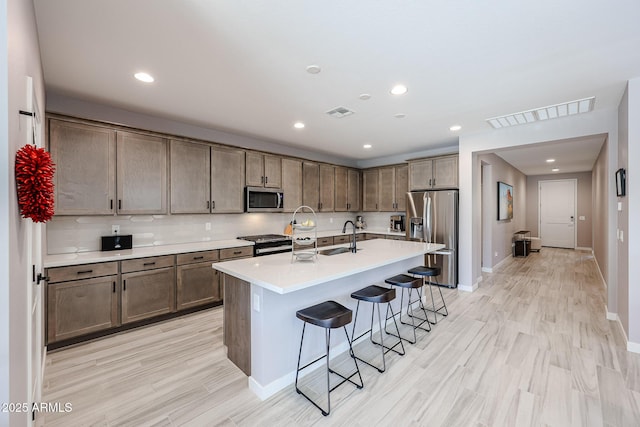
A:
[15, 144, 56, 223]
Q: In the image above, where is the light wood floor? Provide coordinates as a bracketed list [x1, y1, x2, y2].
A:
[41, 248, 640, 426]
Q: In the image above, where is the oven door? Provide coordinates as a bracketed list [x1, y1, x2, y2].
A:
[254, 242, 292, 256]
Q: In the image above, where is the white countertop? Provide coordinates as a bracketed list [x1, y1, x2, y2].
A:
[214, 239, 444, 294]
[44, 239, 253, 268]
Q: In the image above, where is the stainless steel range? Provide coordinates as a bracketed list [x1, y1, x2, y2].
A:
[238, 234, 292, 257]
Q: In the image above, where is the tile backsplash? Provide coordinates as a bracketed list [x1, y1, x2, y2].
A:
[46, 212, 394, 254]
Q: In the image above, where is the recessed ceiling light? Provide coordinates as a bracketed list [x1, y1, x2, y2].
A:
[390, 84, 408, 95]
[359, 93, 371, 101]
[134, 72, 154, 83]
[363, 144, 372, 149]
[306, 65, 321, 74]
[394, 113, 406, 119]
[552, 168, 560, 172]
[449, 125, 462, 131]
[546, 158, 555, 163]
[293, 122, 305, 129]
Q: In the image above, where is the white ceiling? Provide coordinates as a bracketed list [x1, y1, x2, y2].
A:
[33, 0, 640, 163]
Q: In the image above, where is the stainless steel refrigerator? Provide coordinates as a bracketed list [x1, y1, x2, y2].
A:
[406, 190, 458, 288]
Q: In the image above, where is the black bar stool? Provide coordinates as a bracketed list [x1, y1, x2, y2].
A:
[295, 300, 363, 416]
[350, 285, 405, 373]
[384, 274, 431, 344]
[408, 266, 448, 324]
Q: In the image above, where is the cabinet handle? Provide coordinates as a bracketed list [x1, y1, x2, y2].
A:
[77, 270, 93, 275]
[212, 201, 215, 210]
[112, 281, 116, 293]
[118, 199, 122, 210]
[233, 250, 242, 255]
[123, 280, 126, 291]
[193, 256, 204, 260]
[265, 176, 268, 184]
[143, 262, 156, 266]
[110, 199, 113, 210]
[261, 176, 264, 184]
[433, 178, 436, 187]
[207, 201, 210, 210]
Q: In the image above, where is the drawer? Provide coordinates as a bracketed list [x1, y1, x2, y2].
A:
[47, 262, 118, 283]
[121, 255, 175, 273]
[355, 234, 365, 241]
[219, 246, 253, 260]
[317, 237, 334, 247]
[176, 250, 219, 265]
[386, 235, 406, 241]
[333, 235, 351, 244]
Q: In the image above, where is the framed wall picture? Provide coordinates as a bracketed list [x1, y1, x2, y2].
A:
[497, 181, 513, 220]
[616, 168, 626, 197]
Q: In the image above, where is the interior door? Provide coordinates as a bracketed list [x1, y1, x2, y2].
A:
[25, 76, 43, 425]
[539, 180, 576, 248]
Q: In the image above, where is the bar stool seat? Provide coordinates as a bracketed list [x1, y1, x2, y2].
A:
[350, 285, 405, 373]
[384, 274, 431, 343]
[408, 266, 448, 324]
[295, 300, 363, 416]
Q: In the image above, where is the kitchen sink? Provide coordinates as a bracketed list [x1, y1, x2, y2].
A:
[318, 247, 360, 256]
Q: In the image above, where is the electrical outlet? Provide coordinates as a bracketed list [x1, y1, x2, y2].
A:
[494, 251, 498, 257]
[111, 225, 120, 235]
[329, 217, 333, 224]
[205, 222, 211, 231]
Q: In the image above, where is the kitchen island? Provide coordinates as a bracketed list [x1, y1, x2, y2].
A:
[213, 238, 445, 399]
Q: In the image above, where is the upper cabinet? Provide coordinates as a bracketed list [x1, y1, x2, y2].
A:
[282, 158, 302, 212]
[319, 164, 335, 212]
[302, 161, 320, 210]
[363, 165, 407, 212]
[170, 142, 245, 214]
[335, 167, 361, 212]
[49, 119, 116, 215]
[409, 155, 458, 190]
[116, 131, 168, 215]
[211, 146, 245, 213]
[170, 140, 211, 214]
[49, 119, 168, 215]
[246, 152, 282, 188]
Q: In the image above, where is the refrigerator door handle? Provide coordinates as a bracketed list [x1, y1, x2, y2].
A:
[424, 193, 432, 243]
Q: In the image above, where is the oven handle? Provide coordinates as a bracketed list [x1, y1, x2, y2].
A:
[255, 245, 292, 256]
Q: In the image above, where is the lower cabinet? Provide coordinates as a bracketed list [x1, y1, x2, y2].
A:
[121, 267, 176, 324]
[47, 274, 119, 343]
[177, 250, 222, 310]
[46, 246, 248, 346]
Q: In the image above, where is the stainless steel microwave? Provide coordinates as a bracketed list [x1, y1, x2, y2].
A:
[245, 187, 284, 212]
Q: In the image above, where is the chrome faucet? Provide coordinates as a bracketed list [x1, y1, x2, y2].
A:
[342, 220, 357, 253]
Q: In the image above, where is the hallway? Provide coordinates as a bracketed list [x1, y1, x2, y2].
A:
[41, 248, 640, 426]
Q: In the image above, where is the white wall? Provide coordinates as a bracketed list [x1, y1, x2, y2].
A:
[1, 0, 10, 424]
[459, 108, 619, 299]
[626, 78, 640, 345]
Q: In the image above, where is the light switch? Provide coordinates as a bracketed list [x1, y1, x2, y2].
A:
[620, 230, 624, 243]
[618, 202, 623, 211]
[579, 216, 585, 221]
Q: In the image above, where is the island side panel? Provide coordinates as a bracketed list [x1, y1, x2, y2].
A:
[249, 255, 423, 396]
[223, 273, 251, 376]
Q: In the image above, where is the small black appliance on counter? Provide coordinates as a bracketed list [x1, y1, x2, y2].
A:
[101, 235, 133, 251]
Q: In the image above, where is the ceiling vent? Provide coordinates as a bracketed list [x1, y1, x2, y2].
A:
[326, 106, 355, 118]
[486, 96, 595, 129]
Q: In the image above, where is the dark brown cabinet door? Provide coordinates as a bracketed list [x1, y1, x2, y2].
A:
[363, 169, 379, 212]
[395, 164, 408, 211]
[282, 157, 302, 212]
[47, 275, 119, 343]
[302, 161, 320, 210]
[319, 164, 335, 212]
[177, 262, 221, 310]
[334, 167, 348, 212]
[48, 119, 116, 215]
[170, 140, 211, 214]
[347, 168, 361, 212]
[116, 131, 168, 214]
[121, 267, 176, 324]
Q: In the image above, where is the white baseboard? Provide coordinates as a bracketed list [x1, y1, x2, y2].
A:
[459, 281, 478, 293]
[628, 341, 640, 354]
[594, 252, 608, 290]
[606, 310, 618, 321]
[482, 266, 493, 273]
[576, 246, 593, 252]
